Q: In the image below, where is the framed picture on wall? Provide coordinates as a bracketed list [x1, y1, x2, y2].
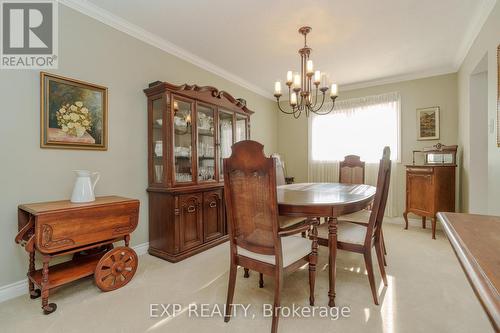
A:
[417, 106, 440, 141]
[40, 72, 108, 150]
[497, 44, 500, 147]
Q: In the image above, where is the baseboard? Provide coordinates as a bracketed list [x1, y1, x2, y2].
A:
[0, 279, 28, 303]
[132, 242, 149, 256]
[0, 242, 149, 304]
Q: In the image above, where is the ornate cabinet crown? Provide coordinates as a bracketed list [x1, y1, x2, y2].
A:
[144, 81, 253, 262]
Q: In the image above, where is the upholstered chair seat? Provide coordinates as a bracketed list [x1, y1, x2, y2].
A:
[237, 236, 312, 267]
[317, 221, 367, 245]
[279, 216, 308, 229]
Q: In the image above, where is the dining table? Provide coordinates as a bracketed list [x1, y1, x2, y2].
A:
[277, 182, 376, 307]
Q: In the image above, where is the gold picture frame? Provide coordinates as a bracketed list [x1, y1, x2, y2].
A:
[417, 106, 440, 141]
[40, 72, 108, 150]
[497, 44, 500, 147]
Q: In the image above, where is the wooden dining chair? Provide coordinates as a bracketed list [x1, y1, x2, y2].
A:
[243, 153, 307, 281]
[223, 140, 318, 333]
[339, 155, 365, 184]
[317, 147, 391, 305]
[339, 154, 387, 263]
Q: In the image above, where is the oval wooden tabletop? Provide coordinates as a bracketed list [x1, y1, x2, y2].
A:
[277, 183, 376, 217]
[277, 183, 376, 206]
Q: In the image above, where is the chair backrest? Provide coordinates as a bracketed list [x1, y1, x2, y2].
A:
[223, 140, 280, 257]
[272, 153, 286, 186]
[364, 147, 391, 245]
[339, 155, 365, 184]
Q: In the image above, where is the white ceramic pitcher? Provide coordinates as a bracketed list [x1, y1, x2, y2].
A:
[70, 170, 100, 203]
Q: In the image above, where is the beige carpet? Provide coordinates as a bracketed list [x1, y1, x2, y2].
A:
[0, 218, 493, 333]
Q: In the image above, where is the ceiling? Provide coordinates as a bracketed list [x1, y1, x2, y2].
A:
[66, 0, 495, 98]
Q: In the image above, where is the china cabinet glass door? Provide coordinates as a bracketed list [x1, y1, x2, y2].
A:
[219, 110, 233, 179]
[235, 113, 248, 143]
[173, 97, 194, 184]
[197, 104, 216, 182]
[152, 97, 165, 184]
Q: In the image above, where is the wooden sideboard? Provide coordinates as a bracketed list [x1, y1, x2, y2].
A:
[403, 165, 456, 239]
[144, 82, 253, 262]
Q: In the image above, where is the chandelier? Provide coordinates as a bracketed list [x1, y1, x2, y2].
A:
[274, 26, 338, 118]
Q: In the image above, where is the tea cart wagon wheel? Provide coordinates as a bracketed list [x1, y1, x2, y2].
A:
[94, 247, 138, 292]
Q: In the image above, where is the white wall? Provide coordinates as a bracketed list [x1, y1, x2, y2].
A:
[458, 1, 500, 214]
[468, 68, 488, 213]
[0, 5, 277, 287]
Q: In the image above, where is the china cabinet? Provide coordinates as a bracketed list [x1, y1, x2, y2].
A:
[144, 82, 253, 262]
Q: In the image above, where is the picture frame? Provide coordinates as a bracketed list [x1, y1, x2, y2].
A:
[497, 44, 500, 147]
[417, 106, 440, 141]
[40, 72, 108, 150]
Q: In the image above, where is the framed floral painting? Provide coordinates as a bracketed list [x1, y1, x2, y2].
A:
[417, 106, 440, 141]
[40, 72, 108, 150]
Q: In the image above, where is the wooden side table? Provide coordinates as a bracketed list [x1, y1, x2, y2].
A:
[15, 196, 140, 314]
[403, 165, 456, 239]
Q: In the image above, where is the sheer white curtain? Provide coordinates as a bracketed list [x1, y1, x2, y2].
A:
[308, 92, 400, 217]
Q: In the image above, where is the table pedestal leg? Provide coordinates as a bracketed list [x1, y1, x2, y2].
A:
[328, 217, 337, 307]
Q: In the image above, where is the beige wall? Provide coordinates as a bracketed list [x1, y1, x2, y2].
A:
[278, 73, 459, 216]
[457, 1, 500, 214]
[0, 5, 277, 287]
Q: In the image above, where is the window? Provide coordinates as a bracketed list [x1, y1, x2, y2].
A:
[309, 92, 400, 163]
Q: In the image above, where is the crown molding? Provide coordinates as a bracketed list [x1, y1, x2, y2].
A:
[453, 0, 497, 69]
[58, 0, 496, 100]
[339, 66, 457, 92]
[58, 0, 274, 100]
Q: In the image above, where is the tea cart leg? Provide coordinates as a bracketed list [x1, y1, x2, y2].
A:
[124, 234, 130, 247]
[28, 251, 41, 299]
[41, 256, 56, 315]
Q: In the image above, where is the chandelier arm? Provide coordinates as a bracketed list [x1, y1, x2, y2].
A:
[275, 97, 298, 115]
[311, 97, 336, 115]
[310, 85, 319, 108]
[310, 92, 326, 113]
[293, 108, 302, 119]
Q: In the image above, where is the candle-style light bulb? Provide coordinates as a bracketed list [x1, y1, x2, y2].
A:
[330, 83, 338, 97]
[286, 71, 293, 84]
[293, 73, 301, 89]
[306, 60, 314, 75]
[314, 70, 321, 84]
[173, 101, 179, 112]
[290, 92, 298, 105]
[320, 73, 328, 89]
[185, 113, 191, 123]
[274, 81, 282, 96]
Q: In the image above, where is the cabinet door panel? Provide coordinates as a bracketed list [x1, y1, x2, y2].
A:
[178, 193, 203, 251]
[218, 110, 233, 180]
[407, 173, 434, 215]
[203, 190, 224, 242]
